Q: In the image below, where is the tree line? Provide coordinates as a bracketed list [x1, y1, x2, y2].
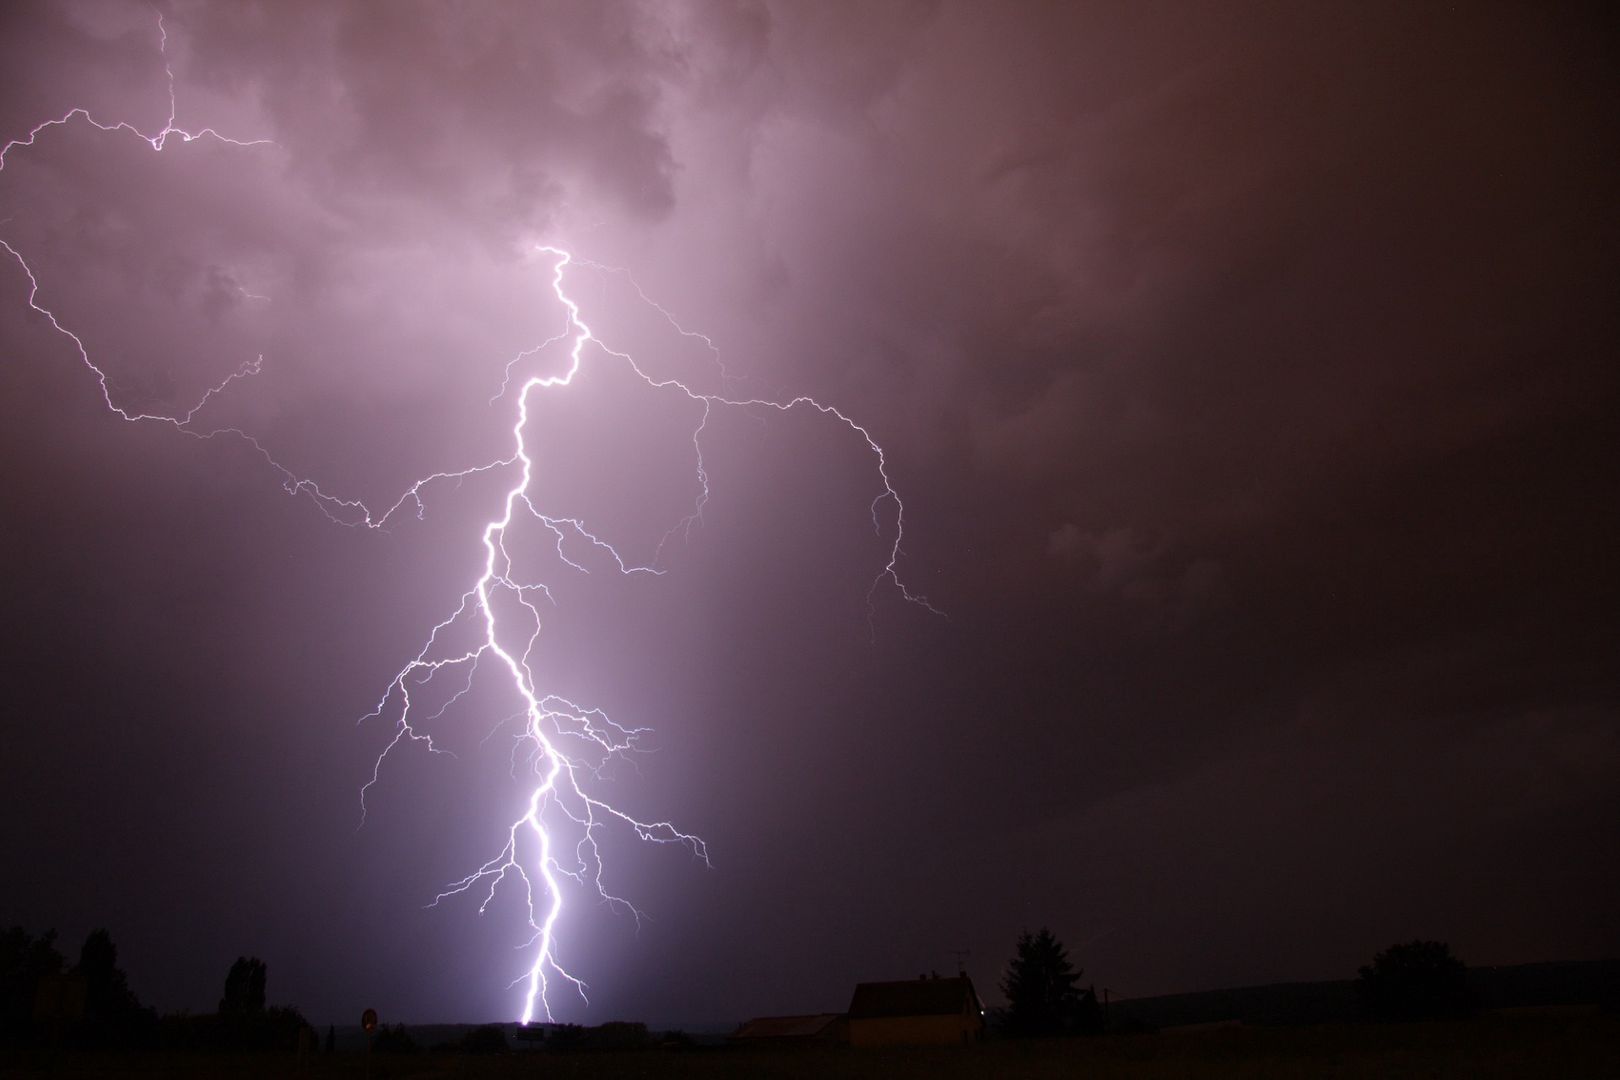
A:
[5, 920, 1480, 1051]
[1, 926, 318, 1053]
[994, 928, 1477, 1037]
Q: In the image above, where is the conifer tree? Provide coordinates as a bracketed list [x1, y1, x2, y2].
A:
[1000, 927, 1087, 1036]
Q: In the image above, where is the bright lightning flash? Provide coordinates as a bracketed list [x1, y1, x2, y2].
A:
[1, 13, 937, 1024]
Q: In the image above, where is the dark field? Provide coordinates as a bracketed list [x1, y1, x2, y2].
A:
[4, 1010, 1616, 1079]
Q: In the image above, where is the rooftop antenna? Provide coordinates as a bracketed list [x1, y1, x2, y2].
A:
[950, 948, 970, 976]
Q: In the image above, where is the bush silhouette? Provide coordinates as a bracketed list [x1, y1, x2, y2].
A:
[1357, 940, 1476, 1021]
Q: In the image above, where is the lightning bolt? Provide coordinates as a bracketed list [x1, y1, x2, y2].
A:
[2, 11, 937, 1023]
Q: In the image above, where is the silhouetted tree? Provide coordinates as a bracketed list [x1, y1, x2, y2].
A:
[219, 956, 267, 1016]
[208, 955, 315, 1052]
[1357, 940, 1476, 1021]
[325, 1023, 335, 1054]
[1, 927, 64, 1039]
[75, 931, 139, 1022]
[71, 929, 151, 1045]
[1000, 927, 1101, 1036]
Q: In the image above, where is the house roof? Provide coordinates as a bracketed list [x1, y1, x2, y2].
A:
[732, 1014, 843, 1039]
[848, 976, 981, 1019]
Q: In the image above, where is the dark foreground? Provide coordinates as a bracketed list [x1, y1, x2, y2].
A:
[5, 1010, 1616, 1079]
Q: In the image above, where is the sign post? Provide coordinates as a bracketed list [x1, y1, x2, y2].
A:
[361, 1007, 378, 1080]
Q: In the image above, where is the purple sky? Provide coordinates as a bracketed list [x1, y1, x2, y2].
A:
[2, 0, 1616, 1027]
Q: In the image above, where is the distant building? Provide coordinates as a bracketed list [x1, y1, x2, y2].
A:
[732, 1013, 846, 1042]
[846, 974, 984, 1046]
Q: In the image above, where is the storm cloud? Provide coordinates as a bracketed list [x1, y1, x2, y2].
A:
[2, 0, 1616, 1025]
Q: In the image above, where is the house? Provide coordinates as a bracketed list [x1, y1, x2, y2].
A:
[731, 1013, 846, 1042]
[846, 974, 985, 1046]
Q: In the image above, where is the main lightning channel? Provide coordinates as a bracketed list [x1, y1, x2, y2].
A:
[1, 11, 939, 1023]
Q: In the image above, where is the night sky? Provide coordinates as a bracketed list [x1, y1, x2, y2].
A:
[2, 0, 1616, 1028]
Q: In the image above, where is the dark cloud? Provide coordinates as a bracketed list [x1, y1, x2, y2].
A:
[2, 0, 1616, 1027]
[180, 0, 681, 231]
